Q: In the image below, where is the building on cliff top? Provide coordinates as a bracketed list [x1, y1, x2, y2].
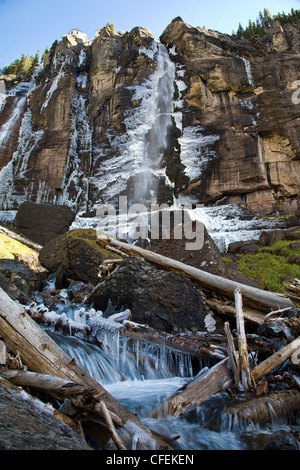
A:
[68, 29, 88, 42]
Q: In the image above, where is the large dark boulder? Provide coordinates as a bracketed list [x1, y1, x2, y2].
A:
[14, 202, 75, 245]
[38, 229, 118, 287]
[87, 256, 209, 333]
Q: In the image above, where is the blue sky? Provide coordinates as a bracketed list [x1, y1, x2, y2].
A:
[0, 0, 300, 69]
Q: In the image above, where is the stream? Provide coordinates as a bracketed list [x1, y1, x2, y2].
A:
[33, 283, 299, 451]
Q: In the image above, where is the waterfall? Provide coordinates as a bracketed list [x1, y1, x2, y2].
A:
[90, 41, 176, 207]
[131, 42, 176, 206]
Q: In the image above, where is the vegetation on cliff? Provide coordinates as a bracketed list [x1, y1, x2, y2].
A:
[232, 7, 300, 39]
[2, 51, 40, 78]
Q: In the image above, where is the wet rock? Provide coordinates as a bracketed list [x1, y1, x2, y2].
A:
[289, 242, 300, 250]
[289, 255, 300, 264]
[283, 230, 300, 241]
[258, 230, 284, 247]
[68, 280, 94, 303]
[14, 202, 75, 245]
[242, 429, 299, 450]
[257, 320, 294, 341]
[87, 256, 209, 333]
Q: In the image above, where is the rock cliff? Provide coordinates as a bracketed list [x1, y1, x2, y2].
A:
[0, 18, 299, 217]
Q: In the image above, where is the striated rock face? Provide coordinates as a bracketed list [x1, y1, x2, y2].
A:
[160, 17, 300, 216]
[0, 19, 299, 217]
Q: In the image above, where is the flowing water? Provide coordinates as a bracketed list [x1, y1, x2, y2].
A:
[29, 289, 299, 451]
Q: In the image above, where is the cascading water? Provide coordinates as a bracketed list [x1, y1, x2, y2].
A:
[31, 292, 249, 450]
[131, 42, 175, 206]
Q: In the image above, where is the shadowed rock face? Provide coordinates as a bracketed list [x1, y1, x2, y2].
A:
[0, 19, 299, 217]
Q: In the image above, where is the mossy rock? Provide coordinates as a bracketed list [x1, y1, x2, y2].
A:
[38, 229, 120, 286]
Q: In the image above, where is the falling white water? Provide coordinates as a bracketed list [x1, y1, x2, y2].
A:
[91, 40, 176, 206]
[132, 41, 176, 205]
[186, 203, 289, 252]
[240, 57, 254, 86]
[41, 66, 64, 111]
[179, 126, 220, 181]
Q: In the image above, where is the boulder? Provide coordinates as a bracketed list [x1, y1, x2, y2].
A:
[0, 379, 87, 450]
[14, 202, 75, 245]
[148, 223, 227, 276]
[38, 229, 119, 287]
[227, 240, 260, 255]
[258, 230, 284, 247]
[87, 256, 209, 334]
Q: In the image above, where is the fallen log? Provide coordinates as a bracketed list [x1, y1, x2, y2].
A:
[0, 369, 95, 404]
[223, 390, 300, 429]
[164, 335, 300, 418]
[96, 234, 293, 312]
[162, 357, 233, 417]
[251, 336, 300, 382]
[0, 287, 171, 450]
[205, 298, 266, 325]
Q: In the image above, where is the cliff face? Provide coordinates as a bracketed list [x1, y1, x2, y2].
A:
[0, 18, 299, 217]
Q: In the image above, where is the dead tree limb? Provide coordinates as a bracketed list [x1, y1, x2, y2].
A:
[99, 399, 127, 451]
[224, 322, 240, 387]
[235, 289, 253, 391]
[96, 234, 293, 312]
[251, 336, 300, 382]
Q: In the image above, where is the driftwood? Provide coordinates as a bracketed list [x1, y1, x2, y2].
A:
[223, 390, 300, 428]
[165, 333, 300, 417]
[0, 287, 170, 450]
[99, 399, 127, 451]
[234, 289, 253, 391]
[251, 336, 300, 382]
[96, 234, 293, 312]
[163, 357, 233, 417]
[224, 322, 240, 387]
